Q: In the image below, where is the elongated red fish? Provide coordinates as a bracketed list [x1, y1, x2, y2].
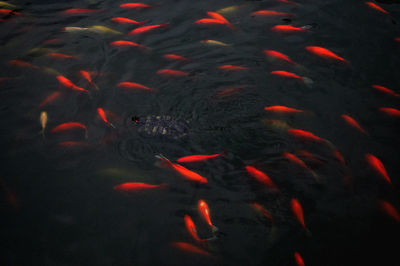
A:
[245, 166, 278, 191]
[177, 153, 223, 163]
[198, 200, 218, 232]
[341, 114, 368, 135]
[114, 182, 164, 192]
[51, 122, 87, 133]
[306, 46, 348, 62]
[251, 202, 274, 221]
[291, 198, 310, 233]
[379, 107, 400, 117]
[372, 85, 399, 97]
[270, 70, 302, 80]
[264, 50, 295, 64]
[58, 141, 87, 147]
[156, 69, 189, 77]
[163, 54, 190, 61]
[117, 82, 154, 91]
[365, 154, 391, 184]
[252, 10, 292, 16]
[365, 2, 389, 14]
[264, 106, 304, 113]
[39, 92, 62, 107]
[128, 23, 168, 35]
[271, 25, 307, 33]
[171, 242, 211, 256]
[46, 52, 77, 59]
[288, 129, 325, 143]
[294, 252, 305, 266]
[61, 8, 99, 15]
[97, 107, 115, 128]
[79, 70, 98, 90]
[380, 200, 400, 223]
[120, 3, 152, 9]
[111, 17, 146, 25]
[184, 214, 204, 242]
[109, 40, 147, 49]
[57, 75, 88, 93]
[157, 155, 208, 183]
[218, 65, 248, 70]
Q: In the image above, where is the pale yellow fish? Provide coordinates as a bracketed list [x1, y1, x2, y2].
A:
[0, 1, 17, 8]
[201, 40, 231, 47]
[25, 47, 56, 56]
[216, 5, 241, 15]
[88, 25, 122, 35]
[63, 26, 90, 33]
[261, 119, 291, 131]
[40, 66, 61, 76]
[40, 111, 48, 138]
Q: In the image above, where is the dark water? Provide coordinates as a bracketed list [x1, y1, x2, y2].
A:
[1, 0, 400, 265]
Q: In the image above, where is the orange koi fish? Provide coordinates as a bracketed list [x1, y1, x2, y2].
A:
[365, 154, 391, 184]
[171, 242, 211, 256]
[97, 107, 115, 128]
[296, 150, 323, 164]
[278, 0, 297, 5]
[245, 166, 278, 191]
[39, 91, 61, 107]
[46, 52, 77, 59]
[294, 252, 305, 266]
[156, 69, 189, 77]
[43, 38, 64, 45]
[184, 214, 204, 242]
[270, 70, 302, 80]
[213, 85, 248, 97]
[128, 23, 168, 35]
[372, 85, 399, 97]
[120, 3, 152, 9]
[56, 75, 88, 93]
[283, 152, 319, 181]
[195, 18, 230, 26]
[288, 129, 325, 143]
[251, 202, 274, 221]
[306, 46, 348, 63]
[264, 50, 295, 64]
[156, 155, 208, 183]
[51, 122, 88, 138]
[198, 200, 218, 232]
[58, 141, 87, 147]
[218, 65, 248, 70]
[60, 8, 99, 15]
[380, 200, 400, 223]
[0, 9, 21, 15]
[79, 70, 98, 90]
[252, 10, 292, 16]
[379, 107, 400, 117]
[365, 2, 389, 14]
[290, 198, 310, 233]
[163, 54, 190, 61]
[8, 59, 39, 69]
[341, 114, 368, 135]
[111, 17, 146, 25]
[177, 153, 223, 163]
[271, 25, 307, 33]
[109, 40, 147, 49]
[114, 182, 164, 192]
[117, 82, 154, 91]
[264, 105, 304, 113]
[206, 11, 234, 28]
[333, 149, 346, 165]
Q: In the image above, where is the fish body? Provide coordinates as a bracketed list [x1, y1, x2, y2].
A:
[252, 10, 292, 16]
[306, 46, 348, 62]
[264, 50, 294, 64]
[128, 23, 168, 35]
[365, 2, 389, 14]
[365, 154, 391, 184]
[218, 65, 247, 70]
[40, 111, 48, 137]
[114, 182, 164, 192]
[294, 252, 305, 266]
[201, 39, 230, 46]
[120, 3, 152, 9]
[171, 242, 211, 256]
[198, 200, 217, 232]
[290, 198, 309, 232]
[379, 107, 400, 117]
[341, 114, 368, 135]
[89, 25, 122, 35]
[57, 75, 88, 93]
[380, 201, 400, 222]
[245, 166, 278, 191]
[109, 40, 147, 49]
[163, 54, 190, 61]
[177, 153, 223, 163]
[117, 82, 154, 91]
[39, 92, 61, 107]
[271, 25, 307, 33]
[157, 155, 208, 183]
[156, 69, 189, 77]
[61, 8, 99, 15]
[97, 108, 115, 128]
[372, 85, 399, 97]
[184, 214, 204, 242]
[264, 105, 303, 113]
[251, 202, 274, 221]
[111, 17, 146, 25]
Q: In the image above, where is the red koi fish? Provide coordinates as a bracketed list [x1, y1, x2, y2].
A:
[97, 107, 115, 128]
[117, 82, 154, 91]
[213, 85, 248, 97]
[294, 252, 305, 266]
[296, 150, 323, 164]
[184, 214, 204, 242]
[264, 106, 304, 113]
[251, 202, 274, 221]
[58, 141, 87, 147]
[114, 182, 164, 192]
[163, 54, 190, 61]
[177, 153, 223, 163]
[365, 154, 391, 184]
[128, 23, 168, 35]
[306, 46, 348, 63]
[111, 17, 146, 25]
[171, 242, 211, 256]
[46, 52, 78, 59]
[156, 69, 189, 77]
[341, 114, 368, 135]
[0, 9, 21, 15]
[43, 38, 64, 45]
[8, 59, 39, 69]
[198, 200, 218, 232]
[379, 107, 400, 117]
[207, 11, 234, 29]
[270, 70, 302, 80]
[380, 200, 400, 223]
[333, 149, 346, 166]
[120, 3, 152, 9]
[283, 152, 319, 181]
[288, 129, 325, 143]
[57, 75, 88, 93]
[395, 37, 400, 42]
[264, 50, 295, 64]
[195, 18, 229, 26]
[51, 122, 87, 133]
[218, 65, 248, 70]
[271, 25, 307, 33]
[79, 70, 98, 90]
[245, 166, 278, 191]
[252, 10, 292, 17]
[39, 91, 62, 107]
[60, 8, 99, 15]
[278, 0, 297, 5]
[365, 2, 389, 14]
[290, 198, 310, 233]
[372, 85, 399, 97]
[156, 155, 208, 183]
[109, 40, 146, 49]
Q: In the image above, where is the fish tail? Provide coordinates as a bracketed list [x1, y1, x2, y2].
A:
[305, 227, 312, 237]
[302, 76, 313, 87]
[211, 225, 219, 233]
